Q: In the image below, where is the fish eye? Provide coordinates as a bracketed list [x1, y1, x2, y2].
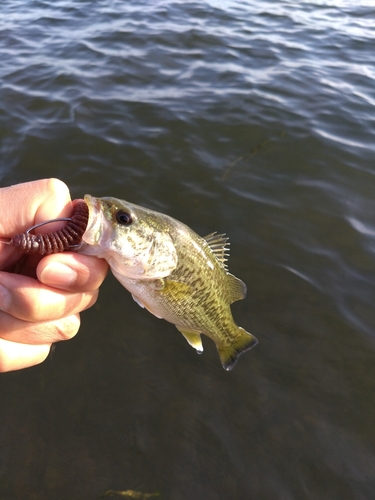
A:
[115, 210, 133, 225]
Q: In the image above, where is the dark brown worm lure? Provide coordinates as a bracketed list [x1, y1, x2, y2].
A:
[4, 199, 89, 255]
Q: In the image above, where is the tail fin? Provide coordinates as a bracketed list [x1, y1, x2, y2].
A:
[217, 327, 258, 371]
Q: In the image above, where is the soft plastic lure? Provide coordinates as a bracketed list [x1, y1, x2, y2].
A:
[1, 199, 88, 255]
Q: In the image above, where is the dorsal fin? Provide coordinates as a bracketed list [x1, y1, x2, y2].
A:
[226, 272, 247, 303]
[203, 232, 230, 269]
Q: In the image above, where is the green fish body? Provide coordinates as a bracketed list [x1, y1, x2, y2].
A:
[79, 195, 257, 370]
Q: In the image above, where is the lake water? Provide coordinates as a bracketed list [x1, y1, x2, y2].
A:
[1, 1, 375, 499]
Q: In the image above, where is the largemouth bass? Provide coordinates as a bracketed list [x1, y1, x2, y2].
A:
[79, 195, 258, 370]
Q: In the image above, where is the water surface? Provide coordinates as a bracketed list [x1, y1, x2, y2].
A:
[1, 1, 375, 499]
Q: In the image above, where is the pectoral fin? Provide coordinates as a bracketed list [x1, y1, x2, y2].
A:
[177, 328, 204, 354]
[156, 279, 192, 300]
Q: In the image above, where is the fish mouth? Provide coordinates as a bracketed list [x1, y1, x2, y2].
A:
[81, 194, 104, 245]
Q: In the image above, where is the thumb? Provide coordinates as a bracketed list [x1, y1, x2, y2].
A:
[0, 178, 72, 235]
[0, 178, 73, 269]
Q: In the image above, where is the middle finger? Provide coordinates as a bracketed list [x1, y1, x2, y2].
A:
[0, 271, 98, 322]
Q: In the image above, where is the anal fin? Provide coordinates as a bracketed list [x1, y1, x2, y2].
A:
[177, 328, 204, 354]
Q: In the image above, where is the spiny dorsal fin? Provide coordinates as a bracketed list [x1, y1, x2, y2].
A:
[203, 232, 230, 269]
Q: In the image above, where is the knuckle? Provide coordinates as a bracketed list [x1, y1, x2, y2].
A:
[18, 295, 45, 322]
[25, 289, 95, 323]
[21, 289, 66, 322]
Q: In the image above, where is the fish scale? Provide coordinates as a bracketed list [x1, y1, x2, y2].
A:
[78, 195, 258, 370]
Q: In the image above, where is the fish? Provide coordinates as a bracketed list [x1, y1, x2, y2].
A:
[78, 195, 258, 370]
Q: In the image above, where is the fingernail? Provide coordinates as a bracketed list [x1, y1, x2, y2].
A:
[0, 284, 11, 311]
[40, 263, 78, 287]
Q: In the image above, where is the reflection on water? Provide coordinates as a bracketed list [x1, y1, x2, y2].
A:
[1, 1, 375, 499]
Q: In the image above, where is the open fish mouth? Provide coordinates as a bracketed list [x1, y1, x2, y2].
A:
[82, 194, 104, 245]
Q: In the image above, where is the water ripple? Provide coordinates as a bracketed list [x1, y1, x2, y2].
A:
[1, 1, 375, 498]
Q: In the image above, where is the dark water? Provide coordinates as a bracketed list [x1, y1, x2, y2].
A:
[1, 1, 375, 498]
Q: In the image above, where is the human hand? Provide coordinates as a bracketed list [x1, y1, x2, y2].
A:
[0, 178, 108, 372]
